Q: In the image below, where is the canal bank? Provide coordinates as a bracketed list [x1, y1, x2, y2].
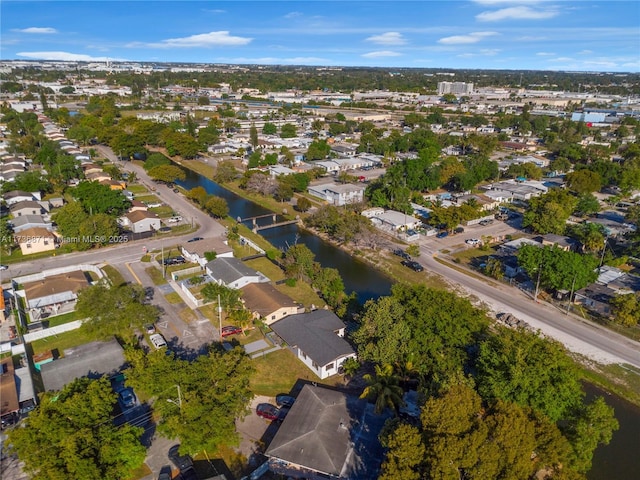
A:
[174, 160, 640, 478]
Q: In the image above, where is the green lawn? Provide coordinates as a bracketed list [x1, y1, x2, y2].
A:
[145, 266, 168, 285]
[164, 292, 183, 304]
[244, 257, 285, 281]
[45, 311, 82, 327]
[127, 184, 149, 194]
[250, 349, 342, 396]
[275, 281, 325, 309]
[102, 264, 126, 286]
[30, 327, 98, 356]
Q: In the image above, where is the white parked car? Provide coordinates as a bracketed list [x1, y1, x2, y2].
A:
[465, 238, 480, 246]
[149, 333, 167, 349]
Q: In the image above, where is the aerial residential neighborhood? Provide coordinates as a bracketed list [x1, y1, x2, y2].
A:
[1, 1, 640, 480]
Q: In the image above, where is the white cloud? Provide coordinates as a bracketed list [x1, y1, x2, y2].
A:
[220, 56, 330, 65]
[284, 11, 303, 19]
[473, 0, 543, 5]
[366, 32, 407, 46]
[476, 6, 559, 21]
[12, 27, 58, 34]
[361, 50, 402, 58]
[204, 9, 226, 14]
[16, 51, 120, 61]
[517, 35, 547, 41]
[536, 51, 555, 56]
[438, 31, 498, 45]
[578, 50, 594, 55]
[457, 48, 501, 58]
[129, 31, 252, 48]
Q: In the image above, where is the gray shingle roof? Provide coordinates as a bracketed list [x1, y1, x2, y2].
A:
[205, 257, 259, 284]
[270, 310, 354, 367]
[265, 384, 388, 479]
[40, 338, 126, 391]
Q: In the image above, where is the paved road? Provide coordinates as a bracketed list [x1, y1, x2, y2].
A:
[417, 241, 640, 369]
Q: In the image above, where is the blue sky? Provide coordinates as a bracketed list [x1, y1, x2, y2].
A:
[1, 1, 639, 72]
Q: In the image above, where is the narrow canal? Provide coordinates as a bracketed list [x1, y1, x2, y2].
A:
[177, 167, 639, 479]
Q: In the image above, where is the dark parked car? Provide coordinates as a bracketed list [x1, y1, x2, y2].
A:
[436, 231, 449, 238]
[256, 403, 280, 421]
[118, 387, 137, 410]
[168, 444, 194, 471]
[179, 468, 199, 480]
[187, 237, 203, 243]
[157, 466, 173, 480]
[393, 248, 411, 260]
[275, 394, 296, 408]
[162, 256, 186, 266]
[221, 325, 243, 337]
[401, 260, 424, 272]
[144, 286, 154, 300]
[454, 227, 464, 234]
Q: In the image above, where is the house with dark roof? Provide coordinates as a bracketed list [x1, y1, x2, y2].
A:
[205, 257, 269, 289]
[265, 384, 389, 479]
[538, 234, 579, 252]
[573, 283, 616, 317]
[11, 214, 52, 233]
[9, 200, 45, 218]
[240, 283, 300, 324]
[40, 338, 126, 391]
[269, 309, 356, 379]
[3, 190, 40, 206]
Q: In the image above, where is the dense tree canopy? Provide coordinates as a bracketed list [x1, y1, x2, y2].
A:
[476, 327, 584, 422]
[73, 181, 131, 215]
[7, 377, 146, 480]
[124, 346, 254, 454]
[148, 164, 186, 183]
[352, 283, 489, 381]
[76, 283, 160, 340]
[517, 244, 599, 292]
[522, 189, 579, 234]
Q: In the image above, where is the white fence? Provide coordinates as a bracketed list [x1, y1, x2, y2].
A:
[22, 320, 83, 343]
[13, 264, 105, 285]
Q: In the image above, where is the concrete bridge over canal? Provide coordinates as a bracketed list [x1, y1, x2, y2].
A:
[238, 213, 300, 232]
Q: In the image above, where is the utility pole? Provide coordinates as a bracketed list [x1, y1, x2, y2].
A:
[566, 273, 577, 315]
[218, 294, 223, 339]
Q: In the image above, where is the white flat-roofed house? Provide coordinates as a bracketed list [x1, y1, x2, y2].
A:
[180, 237, 233, 267]
[367, 209, 422, 232]
[267, 165, 296, 177]
[307, 182, 366, 206]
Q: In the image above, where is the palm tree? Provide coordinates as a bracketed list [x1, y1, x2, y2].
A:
[360, 364, 404, 414]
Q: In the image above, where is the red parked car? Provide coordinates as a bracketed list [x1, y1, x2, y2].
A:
[256, 403, 280, 421]
[221, 325, 243, 337]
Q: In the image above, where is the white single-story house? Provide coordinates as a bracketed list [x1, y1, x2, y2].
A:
[205, 257, 269, 289]
[119, 210, 161, 233]
[180, 237, 233, 267]
[269, 309, 356, 379]
[366, 209, 422, 232]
